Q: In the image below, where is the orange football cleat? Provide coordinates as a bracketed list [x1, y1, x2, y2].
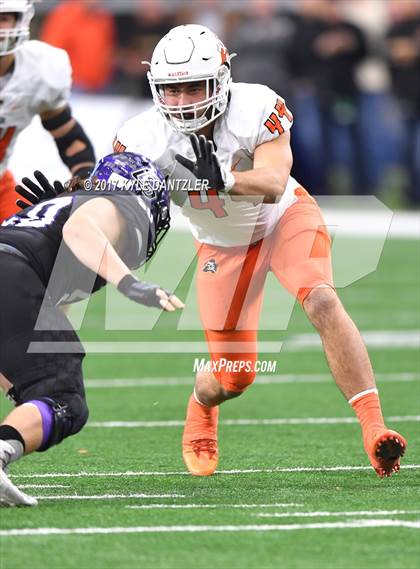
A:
[182, 394, 219, 476]
[366, 429, 407, 478]
[182, 438, 219, 476]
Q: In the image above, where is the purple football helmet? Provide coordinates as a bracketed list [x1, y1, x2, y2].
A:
[90, 152, 170, 261]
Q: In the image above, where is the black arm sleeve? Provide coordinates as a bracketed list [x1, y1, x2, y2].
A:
[42, 106, 96, 175]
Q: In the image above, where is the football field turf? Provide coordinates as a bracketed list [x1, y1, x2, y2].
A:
[0, 236, 419, 569]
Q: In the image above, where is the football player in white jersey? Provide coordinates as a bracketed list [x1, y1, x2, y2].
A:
[0, 0, 95, 222]
[114, 24, 407, 479]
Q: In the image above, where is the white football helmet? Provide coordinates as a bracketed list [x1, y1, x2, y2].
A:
[145, 24, 235, 133]
[0, 0, 35, 56]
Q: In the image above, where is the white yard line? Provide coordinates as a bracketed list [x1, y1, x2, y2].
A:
[84, 372, 419, 389]
[86, 415, 420, 429]
[11, 464, 420, 480]
[18, 485, 70, 489]
[124, 506, 414, 515]
[1, 520, 419, 537]
[285, 330, 420, 350]
[125, 503, 303, 510]
[28, 341, 283, 354]
[255, 510, 420, 518]
[32, 493, 185, 501]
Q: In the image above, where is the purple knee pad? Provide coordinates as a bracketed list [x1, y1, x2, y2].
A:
[27, 400, 54, 450]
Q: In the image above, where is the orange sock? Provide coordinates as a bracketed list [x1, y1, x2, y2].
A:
[182, 394, 219, 443]
[350, 390, 385, 452]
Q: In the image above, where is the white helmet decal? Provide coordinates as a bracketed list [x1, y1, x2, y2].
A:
[145, 24, 235, 133]
[0, 0, 35, 56]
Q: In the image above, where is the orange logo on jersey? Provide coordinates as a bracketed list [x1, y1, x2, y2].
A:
[264, 98, 293, 136]
[113, 137, 126, 153]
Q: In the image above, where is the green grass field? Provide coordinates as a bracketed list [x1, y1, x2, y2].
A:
[0, 236, 419, 569]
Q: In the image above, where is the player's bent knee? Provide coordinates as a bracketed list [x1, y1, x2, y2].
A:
[303, 287, 340, 325]
[195, 371, 225, 406]
[37, 393, 89, 451]
[195, 370, 254, 404]
[195, 384, 223, 407]
[67, 393, 89, 436]
[220, 388, 244, 400]
[220, 368, 256, 394]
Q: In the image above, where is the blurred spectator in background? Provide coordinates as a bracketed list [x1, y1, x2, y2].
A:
[339, 0, 399, 202]
[40, 0, 115, 93]
[178, 0, 227, 39]
[290, 0, 368, 195]
[32, 0, 418, 207]
[288, 0, 327, 193]
[228, 0, 296, 103]
[385, 0, 420, 205]
[114, 0, 174, 98]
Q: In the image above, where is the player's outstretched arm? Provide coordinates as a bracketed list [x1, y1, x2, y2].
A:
[175, 134, 235, 192]
[62, 198, 183, 312]
[117, 274, 184, 311]
[230, 132, 293, 201]
[175, 133, 235, 192]
[176, 132, 293, 202]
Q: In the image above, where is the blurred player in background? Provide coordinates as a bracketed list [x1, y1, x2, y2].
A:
[40, 0, 115, 93]
[114, 24, 407, 480]
[0, 0, 95, 222]
[0, 152, 183, 507]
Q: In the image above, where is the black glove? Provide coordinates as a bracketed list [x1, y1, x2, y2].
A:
[175, 133, 232, 191]
[72, 166, 93, 180]
[117, 274, 172, 309]
[15, 170, 65, 210]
